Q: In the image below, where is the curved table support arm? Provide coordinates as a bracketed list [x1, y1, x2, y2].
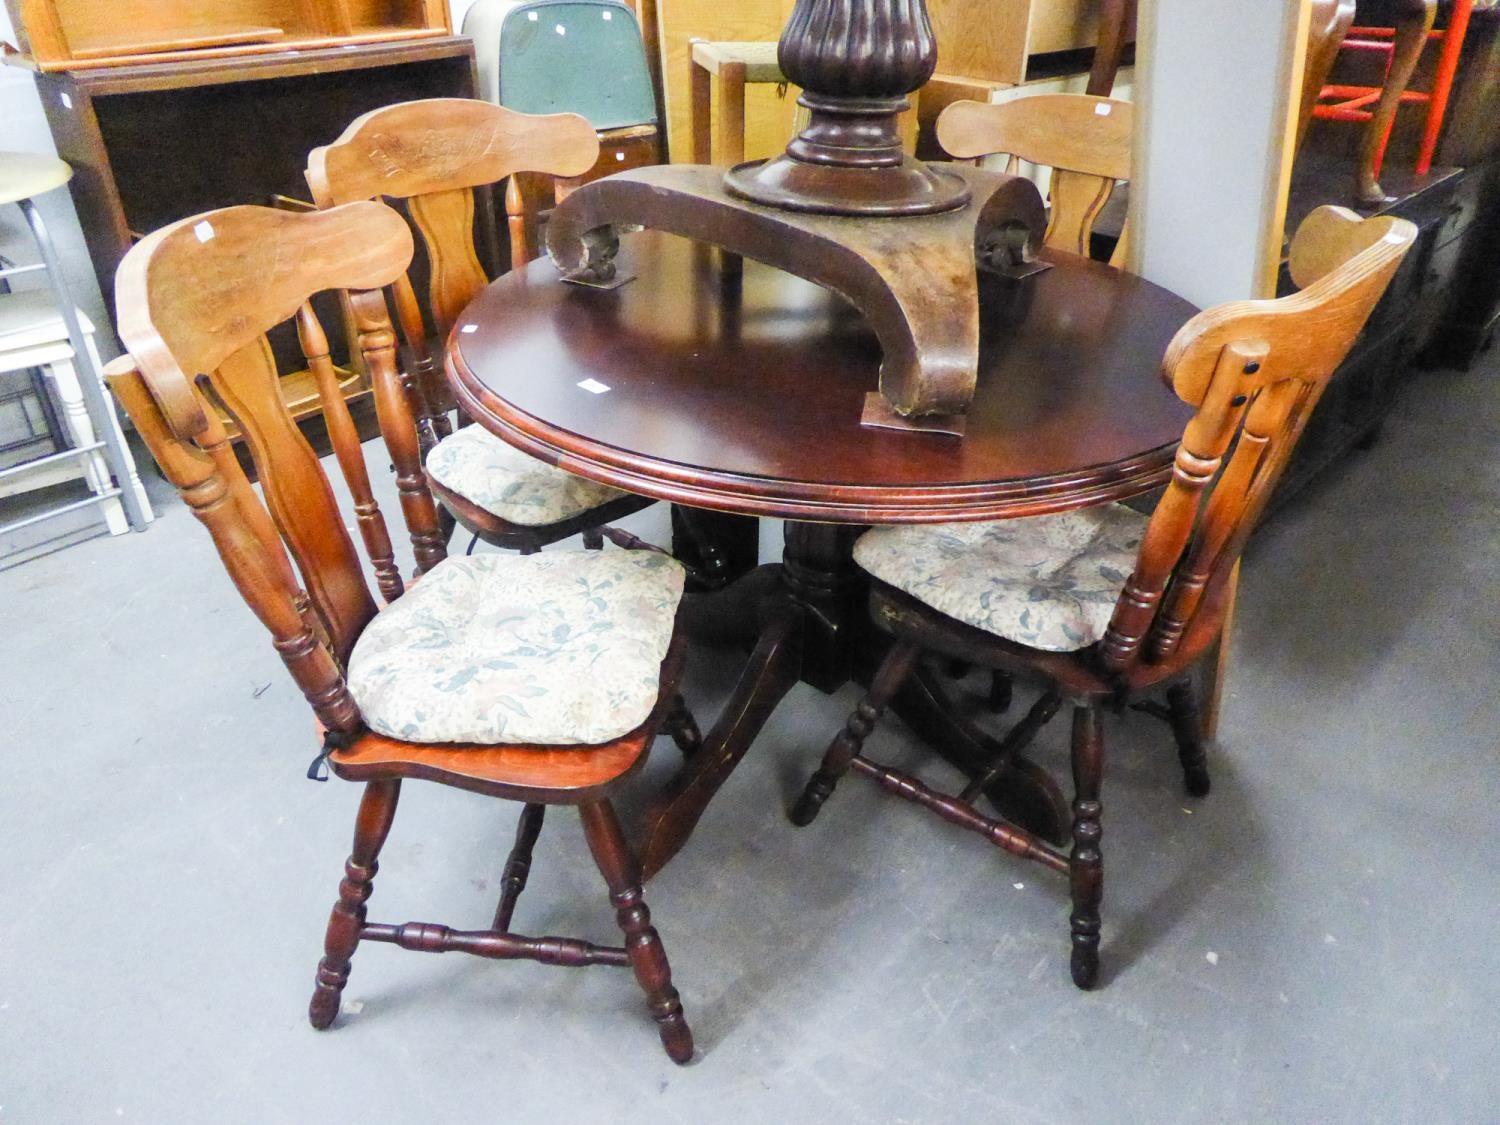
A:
[546, 164, 1047, 420]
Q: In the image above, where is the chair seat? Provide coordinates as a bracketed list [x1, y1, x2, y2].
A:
[0, 290, 94, 356]
[0, 152, 72, 206]
[853, 504, 1146, 653]
[347, 549, 685, 745]
[425, 424, 632, 527]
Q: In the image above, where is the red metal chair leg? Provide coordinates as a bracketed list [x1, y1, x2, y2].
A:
[1417, 0, 1472, 175]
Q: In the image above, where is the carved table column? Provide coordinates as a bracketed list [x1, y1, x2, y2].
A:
[545, 0, 1050, 423]
[724, 0, 970, 216]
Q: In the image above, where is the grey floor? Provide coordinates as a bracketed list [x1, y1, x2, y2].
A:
[3, 353, 1498, 1125]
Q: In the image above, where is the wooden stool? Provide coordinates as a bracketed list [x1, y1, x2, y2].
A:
[1312, 0, 1473, 203]
[689, 41, 785, 165]
[688, 40, 917, 166]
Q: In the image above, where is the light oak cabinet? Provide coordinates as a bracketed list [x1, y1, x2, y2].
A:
[3, 0, 450, 71]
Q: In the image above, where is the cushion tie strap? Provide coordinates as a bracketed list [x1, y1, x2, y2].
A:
[307, 729, 354, 782]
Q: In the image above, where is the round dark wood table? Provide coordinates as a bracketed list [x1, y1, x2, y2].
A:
[449, 231, 1197, 877]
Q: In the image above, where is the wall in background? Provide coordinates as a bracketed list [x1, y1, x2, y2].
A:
[1131, 0, 1307, 305]
[451, 0, 481, 30]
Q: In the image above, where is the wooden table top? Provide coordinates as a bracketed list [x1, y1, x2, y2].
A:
[448, 231, 1198, 524]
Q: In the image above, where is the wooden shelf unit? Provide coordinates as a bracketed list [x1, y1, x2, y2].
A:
[3, 0, 451, 71]
[30, 36, 480, 454]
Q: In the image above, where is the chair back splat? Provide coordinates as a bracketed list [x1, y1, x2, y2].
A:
[936, 93, 1134, 266]
[1099, 206, 1418, 673]
[108, 202, 443, 733]
[306, 98, 599, 435]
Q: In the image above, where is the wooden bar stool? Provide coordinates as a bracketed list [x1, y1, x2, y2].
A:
[1311, 0, 1473, 204]
[106, 201, 698, 1063]
[689, 40, 786, 165]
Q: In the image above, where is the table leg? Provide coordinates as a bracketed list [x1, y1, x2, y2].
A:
[644, 519, 1071, 876]
[640, 599, 804, 880]
[890, 663, 1070, 845]
[781, 521, 866, 692]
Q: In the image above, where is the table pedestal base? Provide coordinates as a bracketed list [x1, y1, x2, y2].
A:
[638, 520, 1070, 880]
[545, 163, 1048, 420]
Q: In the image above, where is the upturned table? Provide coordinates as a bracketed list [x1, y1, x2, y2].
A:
[448, 231, 1196, 878]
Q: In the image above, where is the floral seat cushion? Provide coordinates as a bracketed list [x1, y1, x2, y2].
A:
[425, 425, 632, 526]
[853, 504, 1147, 653]
[347, 550, 685, 746]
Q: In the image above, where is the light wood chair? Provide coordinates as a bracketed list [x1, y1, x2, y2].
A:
[789, 206, 1417, 990]
[936, 92, 1134, 267]
[107, 201, 697, 1063]
[306, 98, 657, 556]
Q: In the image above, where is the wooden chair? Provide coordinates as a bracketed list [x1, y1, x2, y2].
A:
[306, 98, 656, 556]
[788, 206, 1417, 990]
[106, 201, 697, 1063]
[936, 93, 1134, 268]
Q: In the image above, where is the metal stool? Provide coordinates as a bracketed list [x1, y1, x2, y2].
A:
[0, 152, 151, 550]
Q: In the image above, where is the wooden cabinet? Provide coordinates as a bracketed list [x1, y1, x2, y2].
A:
[928, 0, 1122, 86]
[30, 37, 479, 451]
[1429, 9, 1500, 368]
[1270, 158, 1475, 512]
[34, 38, 476, 319]
[3, 0, 450, 71]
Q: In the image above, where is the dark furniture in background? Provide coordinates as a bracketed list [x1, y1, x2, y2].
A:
[1276, 155, 1472, 505]
[33, 37, 479, 437]
[1278, 6, 1500, 510]
[1430, 3, 1500, 367]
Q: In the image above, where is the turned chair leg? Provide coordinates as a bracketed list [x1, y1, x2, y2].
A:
[663, 693, 703, 758]
[1166, 681, 1212, 797]
[1069, 706, 1104, 990]
[310, 778, 401, 1029]
[493, 803, 546, 932]
[578, 800, 694, 1064]
[790, 640, 920, 827]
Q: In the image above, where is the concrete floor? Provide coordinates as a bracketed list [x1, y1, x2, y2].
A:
[3, 354, 1498, 1124]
